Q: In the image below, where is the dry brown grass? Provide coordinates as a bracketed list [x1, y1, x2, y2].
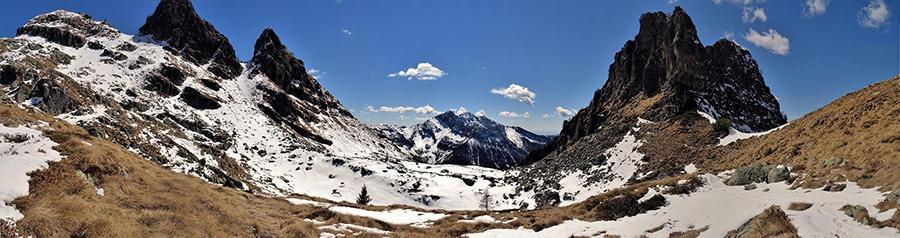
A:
[3, 105, 318, 237]
[787, 202, 813, 211]
[725, 205, 799, 238]
[715, 76, 900, 192]
[669, 226, 709, 238]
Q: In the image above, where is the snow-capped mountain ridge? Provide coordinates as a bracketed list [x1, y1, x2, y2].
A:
[2, 6, 408, 197]
[371, 111, 553, 169]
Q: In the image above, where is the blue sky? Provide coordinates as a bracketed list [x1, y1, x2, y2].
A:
[1, 0, 897, 135]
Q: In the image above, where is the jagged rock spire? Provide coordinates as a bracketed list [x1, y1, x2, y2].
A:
[250, 28, 347, 116]
[523, 6, 786, 166]
[139, 0, 242, 79]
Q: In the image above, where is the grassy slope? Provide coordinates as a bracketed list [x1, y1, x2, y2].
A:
[717, 76, 900, 194]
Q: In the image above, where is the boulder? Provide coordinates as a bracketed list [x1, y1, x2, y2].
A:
[727, 163, 766, 186]
[534, 190, 560, 209]
[764, 165, 790, 183]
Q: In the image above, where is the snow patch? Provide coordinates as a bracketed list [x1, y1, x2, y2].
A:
[684, 163, 698, 174]
[718, 123, 788, 146]
[0, 124, 62, 221]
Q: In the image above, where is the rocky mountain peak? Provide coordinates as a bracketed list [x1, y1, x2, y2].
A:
[371, 111, 553, 169]
[249, 28, 348, 117]
[138, 0, 241, 79]
[524, 6, 786, 166]
[16, 10, 119, 48]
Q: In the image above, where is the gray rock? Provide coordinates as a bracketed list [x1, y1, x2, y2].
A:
[766, 166, 790, 183]
[534, 190, 560, 209]
[744, 184, 757, 190]
[885, 189, 900, 205]
[728, 163, 766, 186]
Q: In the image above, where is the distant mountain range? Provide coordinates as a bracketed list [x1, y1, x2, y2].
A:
[370, 110, 553, 169]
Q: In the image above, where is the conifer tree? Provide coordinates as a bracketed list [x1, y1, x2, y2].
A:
[356, 185, 372, 205]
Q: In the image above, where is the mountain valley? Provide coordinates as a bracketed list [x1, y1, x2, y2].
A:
[0, 1, 898, 237]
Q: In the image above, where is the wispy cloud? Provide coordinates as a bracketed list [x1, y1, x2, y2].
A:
[342, 29, 353, 35]
[723, 31, 735, 40]
[742, 7, 767, 23]
[308, 69, 325, 79]
[743, 28, 790, 55]
[858, 0, 891, 29]
[415, 117, 429, 121]
[491, 84, 536, 106]
[712, 0, 755, 5]
[399, 115, 409, 120]
[499, 111, 530, 118]
[388, 62, 447, 80]
[542, 114, 552, 118]
[366, 105, 440, 114]
[556, 106, 576, 118]
[803, 0, 830, 17]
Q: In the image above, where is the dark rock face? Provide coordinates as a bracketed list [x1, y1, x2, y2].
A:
[32, 77, 83, 115]
[250, 28, 350, 118]
[145, 74, 180, 97]
[524, 7, 785, 166]
[370, 111, 554, 169]
[16, 10, 118, 48]
[139, 0, 242, 79]
[180, 87, 220, 110]
[247, 28, 355, 145]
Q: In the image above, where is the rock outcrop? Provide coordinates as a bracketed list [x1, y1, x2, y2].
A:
[250, 28, 350, 118]
[16, 10, 119, 48]
[180, 87, 220, 110]
[523, 6, 785, 166]
[138, 0, 242, 79]
[726, 163, 791, 186]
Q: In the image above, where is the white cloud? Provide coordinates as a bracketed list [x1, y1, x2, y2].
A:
[491, 84, 536, 106]
[398, 115, 409, 120]
[366, 105, 440, 114]
[474, 110, 485, 117]
[456, 107, 468, 114]
[712, 0, 754, 5]
[803, 0, 829, 17]
[308, 69, 325, 79]
[556, 106, 576, 118]
[742, 7, 767, 23]
[415, 117, 429, 121]
[858, 0, 891, 29]
[669, 0, 680, 4]
[743, 28, 790, 55]
[723, 31, 735, 40]
[499, 111, 531, 118]
[388, 62, 447, 80]
[542, 114, 552, 118]
[342, 29, 353, 35]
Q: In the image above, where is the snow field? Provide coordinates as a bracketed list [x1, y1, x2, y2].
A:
[467, 173, 900, 238]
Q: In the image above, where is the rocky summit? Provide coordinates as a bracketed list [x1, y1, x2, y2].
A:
[370, 110, 553, 169]
[524, 6, 786, 166]
[139, 0, 242, 79]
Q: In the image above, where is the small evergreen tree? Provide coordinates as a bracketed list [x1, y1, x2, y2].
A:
[356, 185, 372, 205]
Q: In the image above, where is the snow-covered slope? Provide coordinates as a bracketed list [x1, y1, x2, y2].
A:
[1, 8, 411, 197]
[370, 110, 553, 169]
[468, 173, 900, 238]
